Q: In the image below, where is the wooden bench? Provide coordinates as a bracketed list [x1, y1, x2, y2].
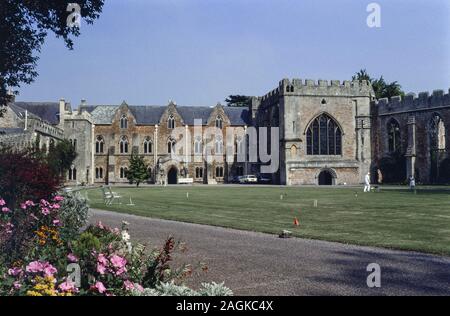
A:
[178, 178, 194, 184]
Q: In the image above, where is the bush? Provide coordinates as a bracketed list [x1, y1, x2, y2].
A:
[0, 149, 61, 208]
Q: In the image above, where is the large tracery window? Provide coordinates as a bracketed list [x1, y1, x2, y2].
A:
[387, 119, 401, 153]
[430, 114, 446, 150]
[306, 114, 342, 155]
[120, 115, 128, 129]
[168, 115, 175, 129]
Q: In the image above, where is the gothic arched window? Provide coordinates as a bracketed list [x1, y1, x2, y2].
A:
[119, 136, 129, 154]
[168, 138, 176, 154]
[120, 115, 128, 129]
[96, 136, 104, 153]
[215, 136, 223, 155]
[306, 113, 342, 155]
[120, 167, 128, 179]
[168, 115, 175, 129]
[387, 119, 401, 153]
[194, 136, 202, 155]
[143, 137, 152, 154]
[236, 136, 244, 155]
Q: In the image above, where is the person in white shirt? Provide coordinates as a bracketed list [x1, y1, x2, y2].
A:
[364, 172, 371, 192]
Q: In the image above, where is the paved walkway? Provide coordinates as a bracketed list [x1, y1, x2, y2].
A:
[90, 209, 450, 296]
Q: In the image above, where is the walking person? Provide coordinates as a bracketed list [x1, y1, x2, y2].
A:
[364, 172, 371, 192]
[409, 175, 416, 191]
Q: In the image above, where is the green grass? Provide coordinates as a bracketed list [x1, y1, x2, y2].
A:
[84, 186, 450, 256]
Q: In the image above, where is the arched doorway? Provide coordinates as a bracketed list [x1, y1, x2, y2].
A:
[167, 166, 178, 184]
[318, 170, 333, 185]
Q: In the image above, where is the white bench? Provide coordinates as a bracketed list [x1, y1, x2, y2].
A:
[178, 178, 194, 184]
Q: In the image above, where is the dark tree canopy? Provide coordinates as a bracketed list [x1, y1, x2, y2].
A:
[225, 95, 252, 107]
[352, 69, 405, 100]
[0, 0, 104, 110]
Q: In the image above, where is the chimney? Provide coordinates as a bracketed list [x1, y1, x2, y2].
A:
[79, 99, 87, 114]
[59, 98, 65, 127]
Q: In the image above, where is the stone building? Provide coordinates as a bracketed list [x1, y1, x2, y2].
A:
[1, 78, 448, 185]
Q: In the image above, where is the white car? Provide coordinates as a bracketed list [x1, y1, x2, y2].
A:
[239, 175, 258, 184]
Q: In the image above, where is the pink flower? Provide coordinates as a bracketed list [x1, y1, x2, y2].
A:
[25, 200, 35, 207]
[67, 253, 78, 263]
[8, 267, 22, 276]
[51, 203, 60, 209]
[41, 207, 50, 215]
[59, 280, 77, 292]
[0, 199, 5, 206]
[40, 199, 50, 206]
[97, 253, 108, 265]
[13, 281, 21, 290]
[94, 281, 107, 294]
[2, 207, 10, 213]
[96, 221, 104, 229]
[97, 263, 107, 275]
[123, 280, 135, 291]
[26, 261, 44, 273]
[53, 219, 61, 226]
[20, 203, 27, 210]
[43, 263, 57, 277]
[110, 255, 127, 269]
[53, 196, 64, 202]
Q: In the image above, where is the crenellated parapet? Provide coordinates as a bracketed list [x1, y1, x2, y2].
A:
[375, 89, 450, 115]
[274, 78, 375, 98]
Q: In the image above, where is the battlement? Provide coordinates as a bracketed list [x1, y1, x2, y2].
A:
[375, 89, 450, 115]
[270, 78, 374, 98]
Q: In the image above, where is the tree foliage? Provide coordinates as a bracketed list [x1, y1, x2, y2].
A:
[225, 95, 252, 107]
[0, 0, 105, 108]
[47, 139, 77, 178]
[127, 153, 149, 187]
[352, 69, 405, 100]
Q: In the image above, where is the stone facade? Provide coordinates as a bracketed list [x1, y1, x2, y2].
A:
[1, 78, 449, 185]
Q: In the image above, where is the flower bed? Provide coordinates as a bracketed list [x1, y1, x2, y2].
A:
[0, 194, 231, 296]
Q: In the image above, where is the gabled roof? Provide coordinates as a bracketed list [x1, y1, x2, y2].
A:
[12, 102, 60, 125]
[85, 104, 250, 126]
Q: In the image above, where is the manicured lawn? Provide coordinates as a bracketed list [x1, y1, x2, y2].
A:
[84, 185, 450, 255]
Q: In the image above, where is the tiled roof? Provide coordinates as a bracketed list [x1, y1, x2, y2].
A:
[86, 104, 250, 126]
[12, 102, 60, 125]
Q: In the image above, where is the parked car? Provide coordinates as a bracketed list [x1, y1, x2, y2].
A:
[257, 174, 272, 184]
[230, 176, 242, 183]
[239, 175, 258, 184]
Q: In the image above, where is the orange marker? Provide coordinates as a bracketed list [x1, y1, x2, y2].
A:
[293, 217, 299, 226]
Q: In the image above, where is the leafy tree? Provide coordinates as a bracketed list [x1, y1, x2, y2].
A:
[47, 139, 78, 178]
[225, 95, 252, 107]
[0, 0, 105, 112]
[352, 69, 405, 99]
[127, 154, 149, 187]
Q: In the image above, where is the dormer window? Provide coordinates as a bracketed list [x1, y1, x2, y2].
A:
[168, 115, 175, 129]
[215, 116, 223, 129]
[120, 115, 128, 129]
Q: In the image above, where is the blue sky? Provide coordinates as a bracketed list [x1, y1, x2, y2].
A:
[17, 0, 450, 106]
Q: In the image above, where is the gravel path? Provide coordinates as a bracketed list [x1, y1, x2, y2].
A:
[90, 209, 450, 296]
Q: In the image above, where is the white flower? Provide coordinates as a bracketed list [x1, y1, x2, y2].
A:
[121, 230, 130, 242]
